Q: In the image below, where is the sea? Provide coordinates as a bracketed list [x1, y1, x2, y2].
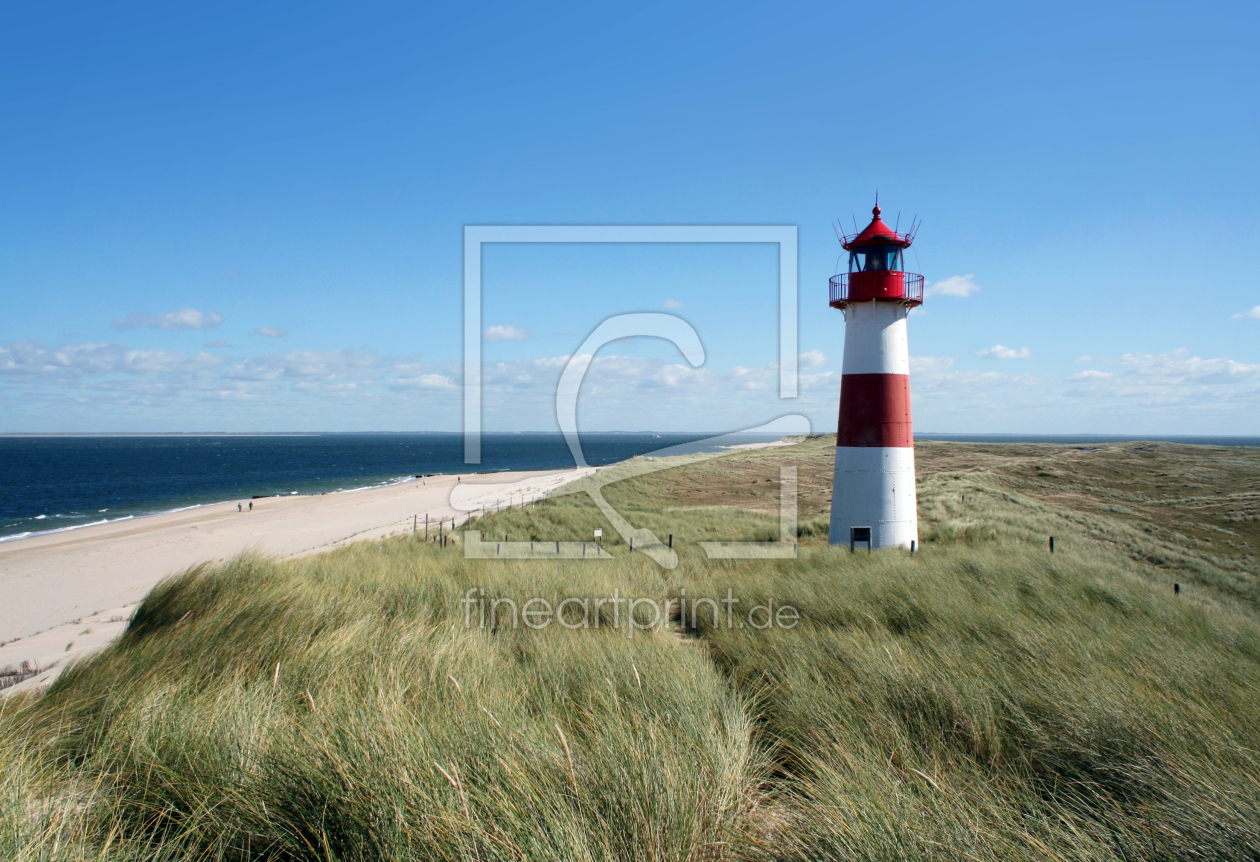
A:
[0, 432, 782, 544]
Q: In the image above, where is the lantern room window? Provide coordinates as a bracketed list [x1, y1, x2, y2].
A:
[849, 245, 903, 273]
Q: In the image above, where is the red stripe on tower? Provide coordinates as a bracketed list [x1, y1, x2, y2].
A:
[836, 374, 913, 448]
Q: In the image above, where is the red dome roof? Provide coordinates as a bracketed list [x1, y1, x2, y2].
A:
[842, 204, 913, 250]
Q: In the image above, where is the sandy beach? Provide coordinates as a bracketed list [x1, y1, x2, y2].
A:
[0, 467, 595, 693]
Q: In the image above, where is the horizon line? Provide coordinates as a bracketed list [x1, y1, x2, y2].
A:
[2, 431, 1259, 440]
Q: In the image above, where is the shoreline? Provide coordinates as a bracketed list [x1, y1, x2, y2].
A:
[0, 466, 598, 695]
[0, 473, 424, 546]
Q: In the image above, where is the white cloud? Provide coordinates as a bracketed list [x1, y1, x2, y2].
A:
[1075, 355, 1093, 363]
[1117, 349, 1260, 383]
[663, 298, 685, 309]
[1232, 306, 1260, 321]
[203, 340, 232, 349]
[0, 341, 222, 379]
[924, 274, 981, 298]
[391, 373, 458, 391]
[909, 355, 955, 375]
[113, 308, 224, 331]
[255, 326, 288, 338]
[484, 325, 531, 342]
[1067, 369, 1113, 381]
[904, 355, 1041, 423]
[226, 350, 381, 382]
[798, 348, 827, 370]
[910, 355, 1035, 389]
[1058, 350, 1260, 424]
[976, 344, 1031, 360]
[475, 347, 839, 421]
[0, 340, 451, 415]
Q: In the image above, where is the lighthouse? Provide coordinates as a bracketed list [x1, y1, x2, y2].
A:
[828, 203, 923, 549]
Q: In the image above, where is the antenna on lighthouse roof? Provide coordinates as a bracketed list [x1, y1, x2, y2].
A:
[894, 213, 901, 232]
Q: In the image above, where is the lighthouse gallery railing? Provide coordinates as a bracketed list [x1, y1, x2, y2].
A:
[829, 272, 924, 307]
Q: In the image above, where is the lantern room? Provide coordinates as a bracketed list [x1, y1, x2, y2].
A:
[848, 243, 905, 273]
[829, 204, 924, 309]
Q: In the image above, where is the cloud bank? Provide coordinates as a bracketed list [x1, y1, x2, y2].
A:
[2, 335, 1257, 435]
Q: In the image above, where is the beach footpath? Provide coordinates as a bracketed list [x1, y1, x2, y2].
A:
[0, 467, 594, 695]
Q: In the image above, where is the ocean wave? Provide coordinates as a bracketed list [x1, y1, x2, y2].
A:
[0, 515, 135, 544]
[332, 475, 417, 494]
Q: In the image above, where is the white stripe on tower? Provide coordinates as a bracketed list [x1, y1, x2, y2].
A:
[829, 300, 918, 549]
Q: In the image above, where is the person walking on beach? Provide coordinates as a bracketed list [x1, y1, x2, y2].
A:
[249, 501, 253, 512]
[238, 503, 242, 513]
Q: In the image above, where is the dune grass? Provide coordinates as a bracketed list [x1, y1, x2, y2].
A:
[3, 547, 762, 861]
[2, 440, 1258, 860]
[683, 545, 1260, 860]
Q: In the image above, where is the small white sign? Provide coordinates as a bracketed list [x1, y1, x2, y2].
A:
[593, 528, 603, 538]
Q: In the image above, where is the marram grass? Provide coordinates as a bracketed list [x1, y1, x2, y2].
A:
[2, 442, 1259, 861]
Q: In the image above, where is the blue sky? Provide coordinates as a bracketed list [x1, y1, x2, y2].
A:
[2, 0, 1258, 435]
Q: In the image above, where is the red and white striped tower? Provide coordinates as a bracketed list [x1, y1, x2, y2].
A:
[828, 203, 924, 549]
